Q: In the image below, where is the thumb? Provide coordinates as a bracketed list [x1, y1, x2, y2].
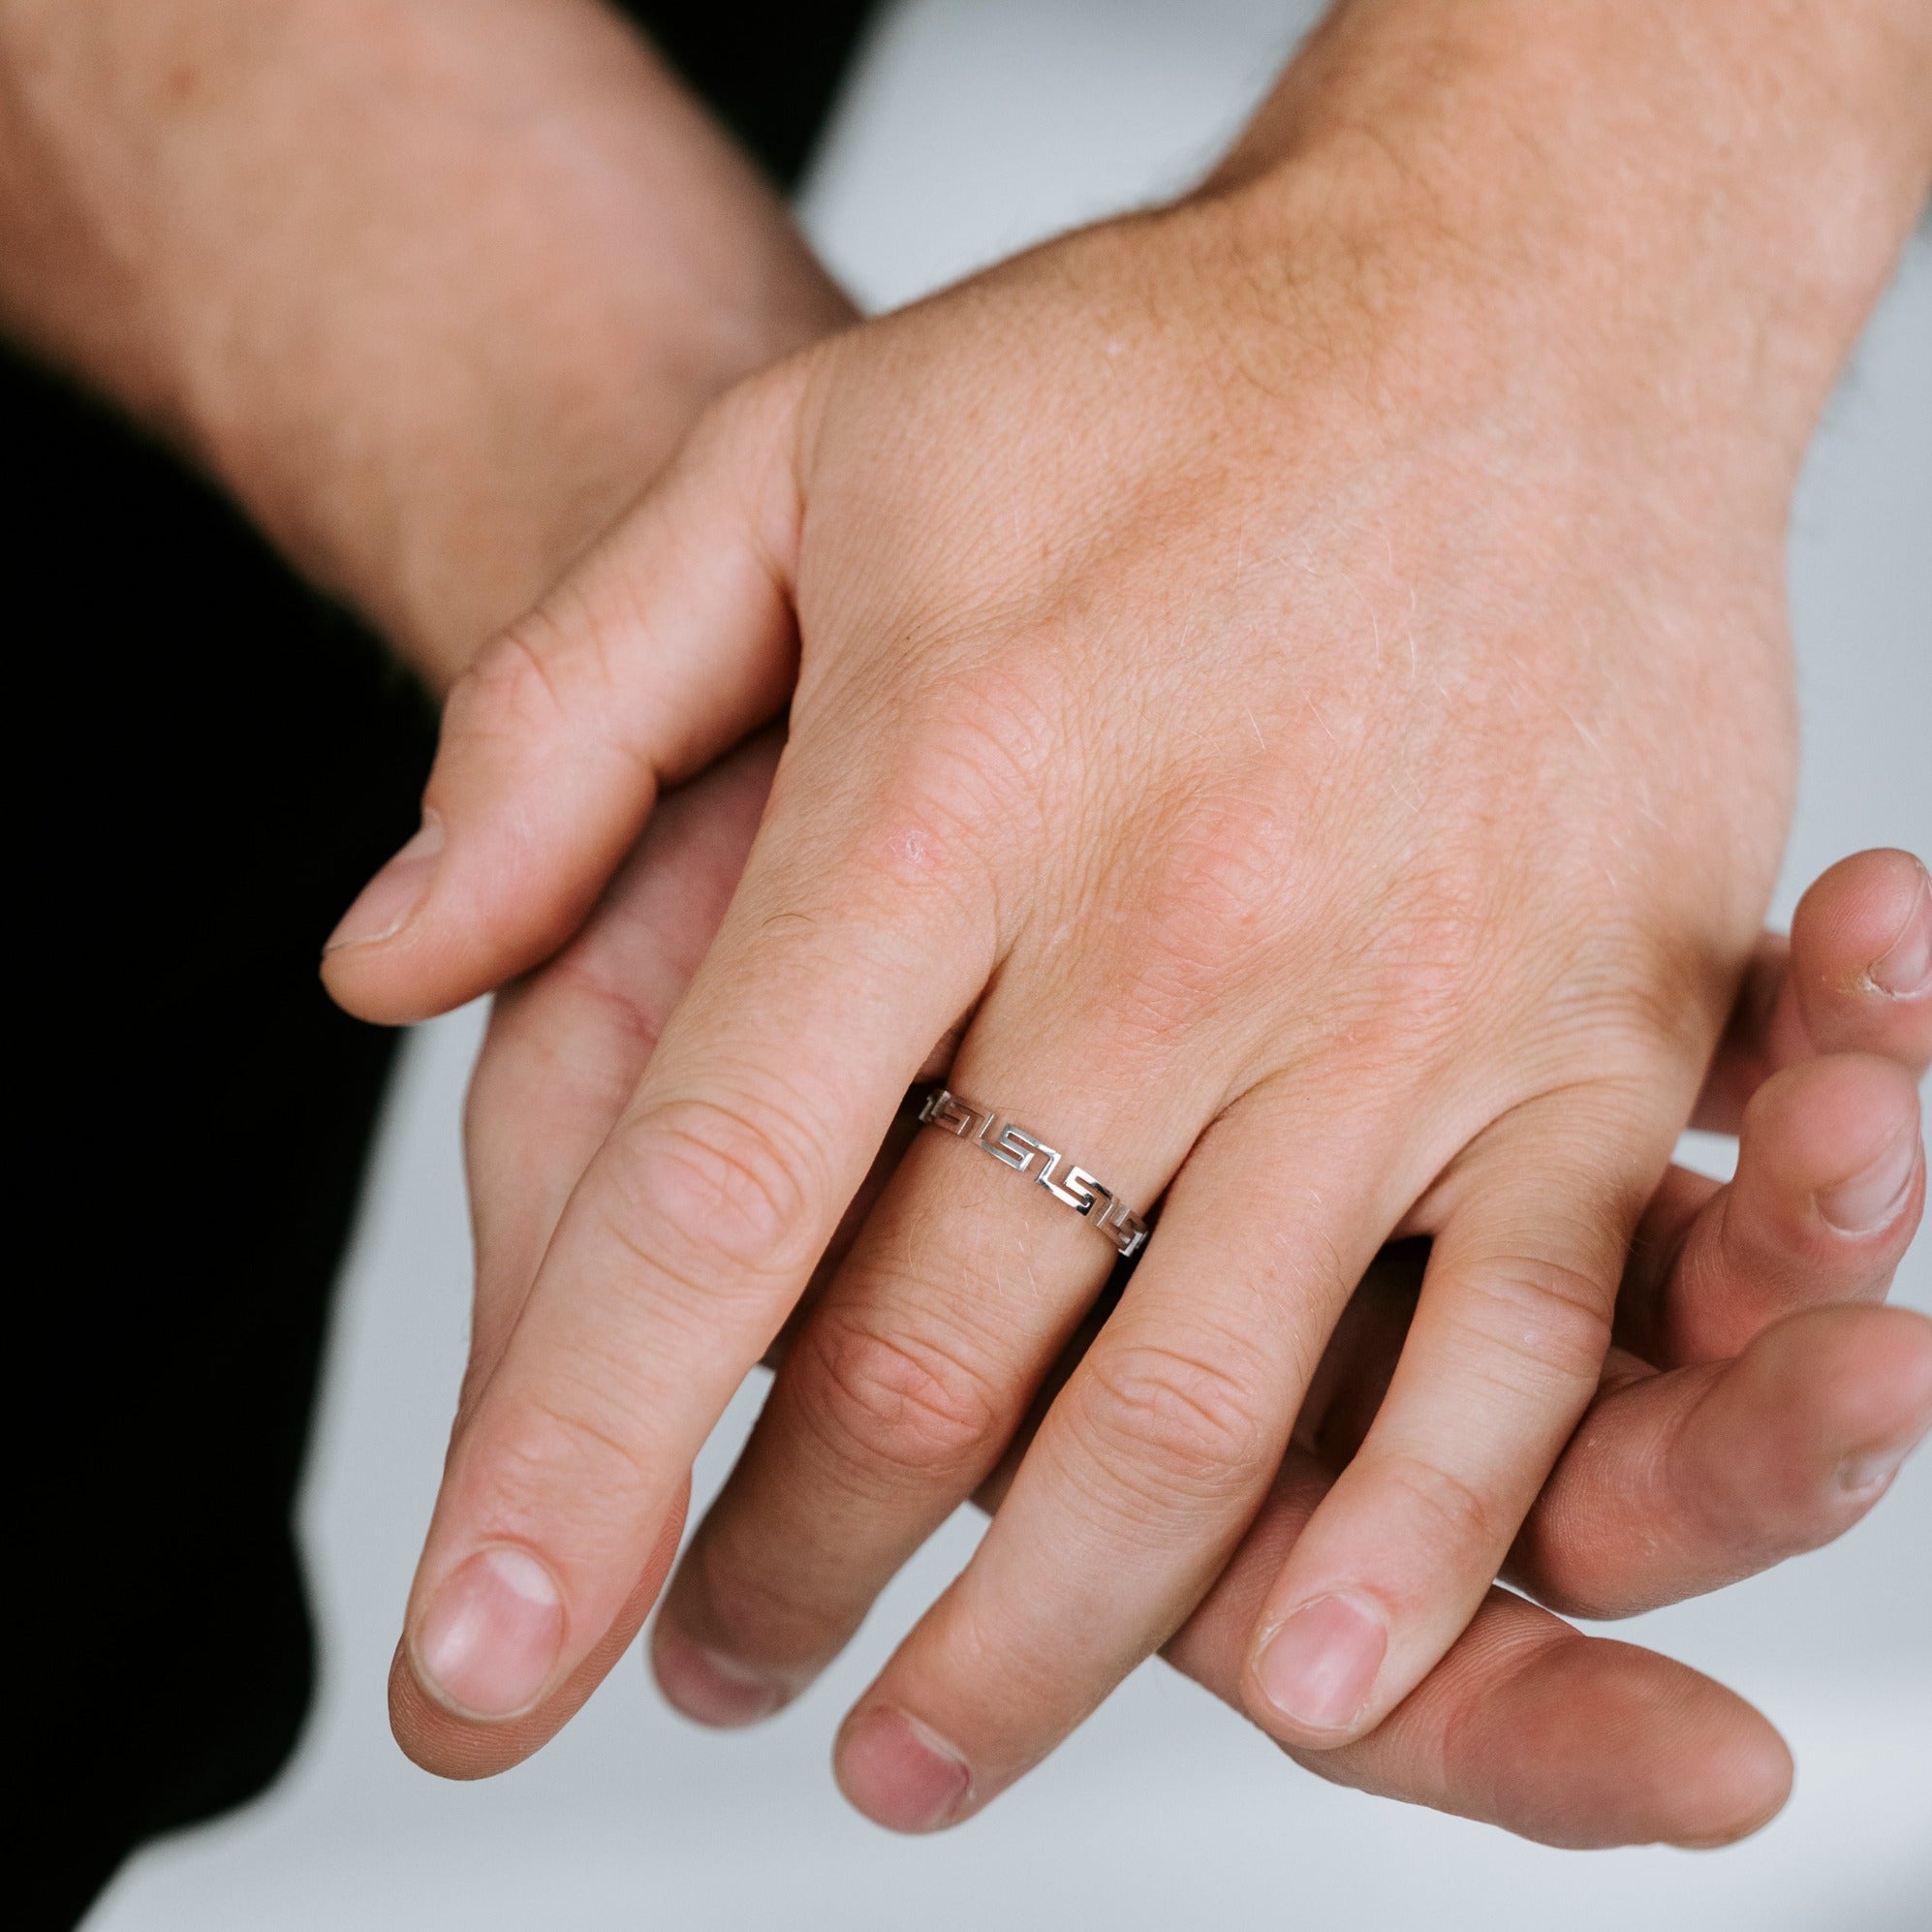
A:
[323, 364, 808, 1025]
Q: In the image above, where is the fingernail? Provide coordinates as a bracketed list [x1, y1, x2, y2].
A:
[836, 1706, 972, 1833]
[1867, 872, 1932, 998]
[653, 1624, 784, 1728]
[1816, 1125, 1920, 1235]
[1837, 1417, 1931, 1496]
[1253, 1594, 1387, 1734]
[325, 812, 444, 952]
[412, 1545, 565, 1719]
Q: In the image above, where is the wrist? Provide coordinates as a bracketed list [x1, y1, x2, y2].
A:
[0, 0, 856, 690]
[1199, 0, 1932, 510]
[159, 2, 856, 686]
[201, 204, 852, 691]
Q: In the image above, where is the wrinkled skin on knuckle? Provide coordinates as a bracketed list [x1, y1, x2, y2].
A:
[1065, 1340, 1276, 1516]
[447, 616, 583, 749]
[782, 648, 1068, 937]
[1441, 1257, 1618, 1399]
[1365, 835, 1720, 1123]
[872, 714, 1036, 907]
[677, 1527, 852, 1667]
[1366, 1449, 1509, 1577]
[1095, 775, 1310, 1030]
[795, 1303, 1009, 1487]
[1319, 856, 1527, 1087]
[604, 1095, 826, 1293]
[464, 1380, 663, 1570]
[443, 593, 661, 811]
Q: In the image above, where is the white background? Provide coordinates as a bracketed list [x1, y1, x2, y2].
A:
[89, 3, 1930, 1926]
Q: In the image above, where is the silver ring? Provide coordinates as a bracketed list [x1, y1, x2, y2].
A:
[916, 1087, 1150, 1260]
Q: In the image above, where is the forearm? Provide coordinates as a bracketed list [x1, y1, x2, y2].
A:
[1207, 0, 1932, 510]
[0, 0, 851, 684]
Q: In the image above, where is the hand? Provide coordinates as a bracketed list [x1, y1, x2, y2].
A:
[325, 0, 1932, 1825]
[466, 747, 1931, 1846]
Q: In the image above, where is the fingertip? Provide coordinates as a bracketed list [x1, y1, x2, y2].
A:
[1475, 1634, 1792, 1850]
[1246, 1592, 1390, 1743]
[1791, 850, 1932, 1056]
[319, 810, 468, 1025]
[389, 1478, 694, 1780]
[834, 1704, 974, 1833]
[324, 813, 445, 956]
[410, 1543, 568, 1722]
[387, 1634, 533, 1783]
[1736, 1053, 1923, 1241]
[1738, 1049, 1921, 1154]
[1683, 1304, 1932, 1536]
[1792, 848, 1929, 980]
[1668, 1709, 1793, 1849]
[650, 1619, 786, 1729]
[320, 814, 615, 1026]
[1804, 1306, 1932, 1496]
[1788, 1303, 1932, 1435]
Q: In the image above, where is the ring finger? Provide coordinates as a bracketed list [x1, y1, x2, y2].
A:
[651, 983, 1222, 1724]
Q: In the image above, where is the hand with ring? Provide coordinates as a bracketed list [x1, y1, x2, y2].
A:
[452, 728, 1931, 1844]
[323, 1, 1932, 1837]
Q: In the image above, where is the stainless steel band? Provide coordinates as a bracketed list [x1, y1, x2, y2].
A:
[915, 1087, 1150, 1260]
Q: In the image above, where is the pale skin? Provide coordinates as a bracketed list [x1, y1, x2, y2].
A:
[323, 0, 1932, 1834]
[5, 0, 1927, 1853]
[469, 731, 1932, 1845]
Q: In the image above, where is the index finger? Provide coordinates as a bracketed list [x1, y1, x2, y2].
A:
[393, 780, 995, 1776]
[460, 732, 781, 1412]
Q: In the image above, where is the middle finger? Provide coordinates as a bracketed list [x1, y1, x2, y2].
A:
[830, 1087, 1412, 1830]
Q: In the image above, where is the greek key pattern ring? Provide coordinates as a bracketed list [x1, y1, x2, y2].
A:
[916, 1088, 1151, 1260]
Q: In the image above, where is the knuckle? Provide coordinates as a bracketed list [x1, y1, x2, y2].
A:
[1373, 1449, 1505, 1560]
[793, 663, 1054, 940]
[449, 612, 585, 743]
[474, 1387, 660, 1559]
[681, 1534, 845, 1664]
[1360, 868, 1507, 1047]
[886, 664, 1057, 849]
[857, 755, 1002, 919]
[1069, 1339, 1272, 1507]
[1449, 1254, 1616, 1393]
[606, 1095, 825, 1290]
[797, 1305, 1005, 1483]
[1111, 787, 1296, 1015]
[447, 592, 654, 793]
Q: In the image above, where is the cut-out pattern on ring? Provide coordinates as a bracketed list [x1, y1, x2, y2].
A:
[916, 1087, 1150, 1260]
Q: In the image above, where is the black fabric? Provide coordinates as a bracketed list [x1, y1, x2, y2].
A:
[644, 0, 878, 186]
[16, 8, 872, 1926]
[16, 353, 436, 1932]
